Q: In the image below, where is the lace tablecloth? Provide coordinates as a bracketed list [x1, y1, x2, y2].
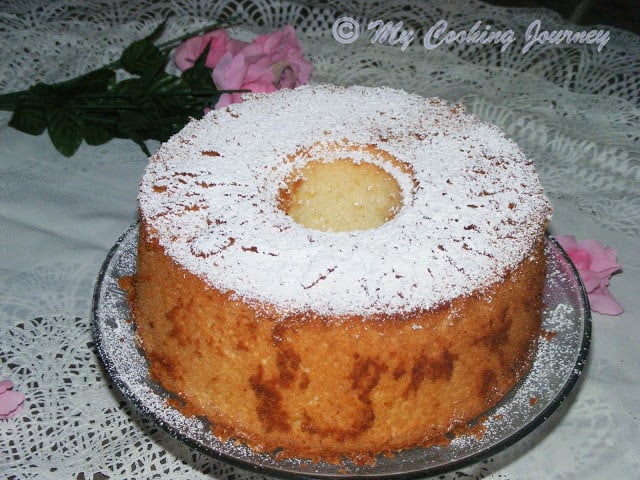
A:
[1, 1, 638, 479]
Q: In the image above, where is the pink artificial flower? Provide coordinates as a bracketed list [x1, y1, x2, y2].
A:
[0, 379, 25, 420]
[555, 235, 623, 315]
[212, 25, 312, 108]
[212, 46, 278, 108]
[174, 29, 248, 71]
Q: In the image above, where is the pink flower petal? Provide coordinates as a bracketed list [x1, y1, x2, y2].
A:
[212, 51, 249, 90]
[592, 250, 621, 275]
[565, 247, 592, 271]
[0, 379, 14, 394]
[579, 270, 603, 293]
[174, 29, 249, 72]
[211, 25, 312, 108]
[555, 235, 624, 316]
[0, 380, 25, 420]
[241, 63, 276, 92]
[174, 36, 207, 71]
[202, 31, 249, 69]
[278, 67, 298, 89]
[214, 92, 240, 109]
[588, 286, 624, 316]
[555, 235, 578, 250]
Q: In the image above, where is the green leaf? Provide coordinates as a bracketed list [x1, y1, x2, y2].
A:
[78, 68, 116, 93]
[82, 122, 115, 146]
[120, 22, 168, 77]
[9, 103, 48, 135]
[181, 41, 216, 91]
[181, 64, 216, 91]
[61, 68, 116, 95]
[118, 109, 155, 136]
[48, 107, 83, 157]
[121, 41, 166, 77]
[0, 90, 30, 112]
[148, 71, 185, 94]
[111, 77, 145, 97]
[143, 21, 167, 44]
[116, 116, 151, 155]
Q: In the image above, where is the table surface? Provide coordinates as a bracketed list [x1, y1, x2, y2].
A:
[1, 1, 638, 479]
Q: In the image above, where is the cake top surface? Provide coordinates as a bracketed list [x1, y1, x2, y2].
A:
[139, 84, 551, 316]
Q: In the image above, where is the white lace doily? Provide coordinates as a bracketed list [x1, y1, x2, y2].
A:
[0, 1, 638, 479]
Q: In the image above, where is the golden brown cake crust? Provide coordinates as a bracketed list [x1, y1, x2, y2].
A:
[127, 220, 546, 462]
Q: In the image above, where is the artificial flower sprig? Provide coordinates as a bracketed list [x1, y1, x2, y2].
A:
[0, 22, 226, 157]
[555, 235, 623, 315]
[0, 22, 311, 157]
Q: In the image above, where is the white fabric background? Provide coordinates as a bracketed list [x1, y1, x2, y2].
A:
[0, 0, 638, 478]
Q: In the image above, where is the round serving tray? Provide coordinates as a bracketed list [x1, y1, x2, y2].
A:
[92, 223, 591, 479]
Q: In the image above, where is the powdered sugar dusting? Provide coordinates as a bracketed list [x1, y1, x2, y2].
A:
[448, 239, 589, 453]
[138, 84, 551, 316]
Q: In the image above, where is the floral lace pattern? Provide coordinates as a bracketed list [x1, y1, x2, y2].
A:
[0, 0, 638, 479]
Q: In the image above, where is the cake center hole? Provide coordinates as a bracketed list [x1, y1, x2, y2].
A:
[278, 159, 403, 232]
